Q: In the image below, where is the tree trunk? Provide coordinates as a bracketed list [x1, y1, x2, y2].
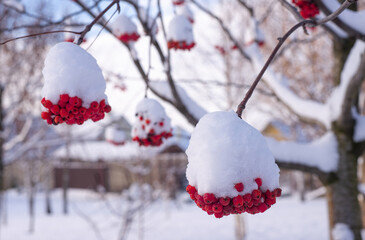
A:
[45, 167, 52, 215]
[62, 158, 69, 215]
[327, 121, 363, 240]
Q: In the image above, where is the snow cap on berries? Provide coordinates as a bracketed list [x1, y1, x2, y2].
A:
[105, 127, 126, 145]
[186, 111, 280, 198]
[167, 15, 194, 44]
[175, 4, 194, 24]
[111, 14, 139, 42]
[41, 42, 108, 108]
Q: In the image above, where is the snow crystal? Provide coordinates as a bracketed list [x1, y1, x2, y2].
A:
[186, 111, 280, 197]
[167, 15, 194, 43]
[266, 132, 338, 172]
[41, 42, 108, 108]
[332, 223, 354, 240]
[175, 4, 194, 23]
[110, 14, 138, 37]
[132, 98, 172, 140]
[105, 127, 126, 143]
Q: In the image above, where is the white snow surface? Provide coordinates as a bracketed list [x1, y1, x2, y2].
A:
[186, 111, 280, 197]
[354, 114, 365, 142]
[2, 189, 331, 240]
[132, 98, 172, 139]
[175, 4, 194, 23]
[41, 42, 108, 108]
[167, 15, 194, 43]
[322, 0, 365, 35]
[105, 126, 126, 143]
[332, 223, 354, 240]
[266, 132, 338, 172]
[110, 14, 138, 36]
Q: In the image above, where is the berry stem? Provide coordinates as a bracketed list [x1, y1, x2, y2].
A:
[235, 0, 356, 118]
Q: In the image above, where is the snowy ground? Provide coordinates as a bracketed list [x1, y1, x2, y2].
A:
[1, 189, 328, 240]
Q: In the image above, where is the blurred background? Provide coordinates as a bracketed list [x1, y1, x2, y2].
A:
[0, 0, 365, 239]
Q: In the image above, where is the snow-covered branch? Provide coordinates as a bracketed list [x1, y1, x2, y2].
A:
[266, 133, 338, 178]
[247, 45, 330, 128]
[314, 0, 365, 41]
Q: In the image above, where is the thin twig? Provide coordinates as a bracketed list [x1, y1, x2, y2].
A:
[77, 0, 118, 45]
[235, 0, 355, 118]
[0, 30, 80, 45]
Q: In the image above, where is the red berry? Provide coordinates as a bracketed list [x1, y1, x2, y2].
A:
[145, 119, 151, 125]
[234, 183, 244, 192]
[139, 116, 144, 121]
[58, 100, 66, 108]
[243, 194, 252, 203]
[274, 188, 282, 197]
[265, 197, 276, 206]
[255, 178, 262, 188]
[186, 185, 197, 195]
[104, 105, 111, 113]
[46, 118, 53, 125]
[252, 189, 261, 200]
[212, 203, 223, 213]
[203, 193, 217, 204]
[54, 116, 63, 124]
[69, 96, 78, 106]
[90, 101, 99, 110]
[59, 94, 69, 102]
[194, 193, 203, 203]
[41, 112, 50, 120]
[66, 103, 73, 112]
[44, 100, 53, 109]
[219, 197, 230, 206]
[50, 105, 60, 115]
[246, 200, 253, 208]
[232, 195, 243, 208]
[258, 203, 268, 213]
[204, 204, 213, 212]
[79, 107, 87, 115]
[159, 121, 164, 127]
[265, 190, 275, 199]
[214, 212, 224, 219]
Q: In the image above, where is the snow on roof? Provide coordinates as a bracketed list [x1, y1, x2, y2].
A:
[53, 136, 189, 162]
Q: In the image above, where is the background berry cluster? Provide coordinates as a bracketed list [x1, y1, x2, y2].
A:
[292, 0, 320, 19]
[167, 40, 195, 51]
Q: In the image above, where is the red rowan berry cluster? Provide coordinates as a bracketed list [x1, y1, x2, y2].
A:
[132, 115, 172, 146]
[118, 32, 140, 43]
[41, 94, 111, 125]
[172, 0, 185, 6]
[167, 40, 195, 51]
[186, 178, 282, 218]
[292, 0, 319, 19]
